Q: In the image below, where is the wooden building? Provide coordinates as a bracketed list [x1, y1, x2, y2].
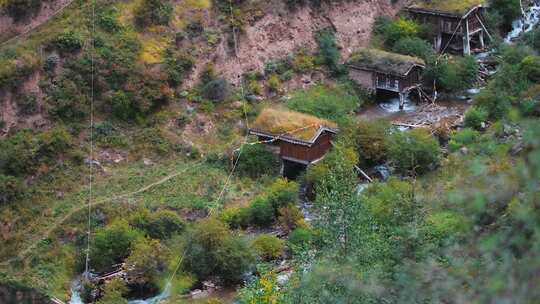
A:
[405, 0, 491, 55]
[249, 108, 338, 177]
[346, 48, 425, 109]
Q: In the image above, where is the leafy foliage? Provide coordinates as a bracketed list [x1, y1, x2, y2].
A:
[236, 144, 279, 178]
[182, 218, 254, 284]
[387, 128, 441, 175]
[135, 0, 173, 29]
[252, 234, 285, 260]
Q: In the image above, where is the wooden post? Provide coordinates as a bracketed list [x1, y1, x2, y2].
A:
[399, 92, 405, 110]
[463, 18, 471, 55]
[479, 30, 485, 49]
[435, 33, 442, 53]
[280, 159, 284, 176]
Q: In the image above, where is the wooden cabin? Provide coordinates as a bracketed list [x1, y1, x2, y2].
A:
[405, 0, 491, 55]
[249, 108, 338, 178]
[346, 48, 425, 109]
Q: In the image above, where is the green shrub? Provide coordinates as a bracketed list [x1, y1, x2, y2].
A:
[252, 234, 285, 260]
[287, 84, 360, 120]
[236, 144, 279, 178]
[448, 128, 480, 152]
[424, 211, 468, 242]
[363, 179, 415, 227]
[374, 17, 420, 48]
[249, 198, 275, 227]
[464, 106, 489, 130]
[356, 119, 391, 165]
[129, 209, 185, 239]
[474, 89, 512, 119]
[97, 7, 122, 32]
[489, 0, 521, 29]
[202, 78, 231, 102]
[52, 31, 84, 53]
[267, 74, 281, 92]
[0, 130, 37, 176]
[392, 37, 435, 61]
[438, 56, 479, 92]
[316, 30, 342, 74]
[38, 126, 73, 156]
[124, 238, 166, 288]
[165, 50, 194, 86]
[0, 174, 23, 205]
[521, 55, 540, 82]
[387, 129, 441, 175]
[183, 218, 254, 284]
[90, 220, 143, 272]
[278, 204, 305, 233]
[135, 0, 173, 28]
[292, 48, 316, 73]
[221, 207, 251, 229]
[288, 227, 314, 253]
[265, 178, 299, 211]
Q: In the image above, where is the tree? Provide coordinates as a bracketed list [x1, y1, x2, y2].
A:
[356, 119, 391, 166]
[252, 234, 285, 260]
[387, 129, 441, 175]
[182, 218, 254, 284]
[129, 209, 185, 239]
[90, 220, 143, 272]
[125, 238, 166, 288]
[316, 30, 342, 74]
[236, 144, 279, 178]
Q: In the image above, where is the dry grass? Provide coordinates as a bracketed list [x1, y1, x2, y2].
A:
[348, 48, 425, 76]
[252, 107, 337, 141]
[409, 0, 487, 15]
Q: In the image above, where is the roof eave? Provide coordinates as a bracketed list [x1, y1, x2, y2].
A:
[248, 127, 338, 147]
[406, 4, 484, 19]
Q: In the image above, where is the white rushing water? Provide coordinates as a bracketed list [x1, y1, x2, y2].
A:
[505, 0, 540, 42]
[379, 96, 417, 113]
[69, 279, 170, 304]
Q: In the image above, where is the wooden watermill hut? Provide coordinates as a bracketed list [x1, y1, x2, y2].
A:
[405, 0, 491, 55]
[249, 108, 338, 178]
[346, 48, 426, 109]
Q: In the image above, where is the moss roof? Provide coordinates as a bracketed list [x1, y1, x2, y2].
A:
[347, 48, 425, 76]
[408, 0, 487, 16]
[251, 108, 337, 141]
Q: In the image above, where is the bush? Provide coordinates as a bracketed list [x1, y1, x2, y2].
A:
[124, 238, 166, 288]
[0, 130, 37, 176]
[374, 17, 420, 48]
[0, 174, 23, 205]
[38, 126, 73, 156]
[438, 56, 479, 92]
[521, 55, 540, 83]
[392, 37, 435, 61]
[135, 0, 173, 28]
[464, 106, 489, 130]
[183, 218, 254, 284]
[474, 89, 512, 119]
[165, 50, 194, 86]
[265, 178, 299, 210]
[202, 78, 231, 102]
[287, 84, 360, 121]
[288, 227, 314, 253]
[90, 220, 143, 272]
[489, 0, 521, 29]
[129, 209, 185, 239]
[278, 204, 305, 233]
[236, 144, 279, 178]
[52, 31, 84, 53]
[387, 129, 441, 175]
[356, 119, 391, 165]
[252, 234, 285, 260]
[267, 74, 281, 92]
[448, 128, 480, 152]
[316, 30, 342, 74]
[97, 7, 122, 32]
[221, 207, 251, 229]
[249, 198, 275, 227]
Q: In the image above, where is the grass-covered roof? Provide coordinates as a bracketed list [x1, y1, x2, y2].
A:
[408, 0, 487, 16]
[251, 108, 337, 141]
[347, 48, 425, 76]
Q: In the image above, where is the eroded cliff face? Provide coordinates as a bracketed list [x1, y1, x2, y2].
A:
[0, 282, 52, 304]
[184, 0, 406, 87]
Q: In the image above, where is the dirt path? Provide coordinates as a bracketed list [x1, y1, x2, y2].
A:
[0, 160, 205, 267]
